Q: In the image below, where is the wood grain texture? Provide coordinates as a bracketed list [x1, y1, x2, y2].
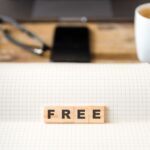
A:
[0, 22, 138, 63]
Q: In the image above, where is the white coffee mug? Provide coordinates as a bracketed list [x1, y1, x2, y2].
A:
[135, 3, 150, 62]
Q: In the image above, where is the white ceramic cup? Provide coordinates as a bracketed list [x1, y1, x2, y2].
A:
[135, 3, 150, 62]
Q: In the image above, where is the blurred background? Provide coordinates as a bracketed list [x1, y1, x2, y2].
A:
[0, 0, 148, 63]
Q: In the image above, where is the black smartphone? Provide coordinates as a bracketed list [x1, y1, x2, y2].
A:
[51, 26, 91, 62]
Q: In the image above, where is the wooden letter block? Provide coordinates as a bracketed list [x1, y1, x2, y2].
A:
[44, 105, 105, 124]
[88, 106, 105, 123]
[74, 106, 89, 123]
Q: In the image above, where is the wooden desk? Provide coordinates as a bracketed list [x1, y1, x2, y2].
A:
[0, 22, 139, 63]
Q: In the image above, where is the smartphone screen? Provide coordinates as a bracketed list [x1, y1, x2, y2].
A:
[51, 26, 91, 62]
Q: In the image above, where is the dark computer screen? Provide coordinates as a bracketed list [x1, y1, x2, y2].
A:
[0, 0, 149, 21]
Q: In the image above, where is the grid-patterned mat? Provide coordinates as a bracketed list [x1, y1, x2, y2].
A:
[0, 63, 150, 149]
[0, 122, 150, 150]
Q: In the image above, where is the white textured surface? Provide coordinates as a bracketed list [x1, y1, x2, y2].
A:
[0, 63, 150, 149]
[0, 63, 150, 122]
[0, 122, 150, 150]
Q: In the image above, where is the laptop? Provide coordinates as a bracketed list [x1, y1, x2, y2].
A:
[0, 0, 149, 21]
